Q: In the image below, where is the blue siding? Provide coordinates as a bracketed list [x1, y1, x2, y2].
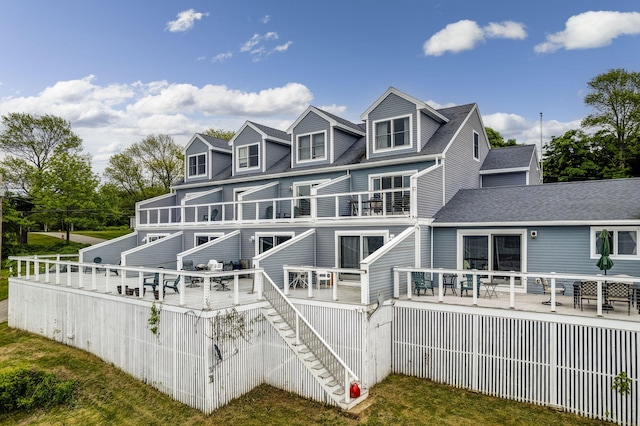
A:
[124, 233, 183, 270]
[415, 164, 443, 218]
[258, 233, 315, 289]
[432, 227, 457, 269]
[482, 172, 526, 188]
[419, 112, 441, 151]
[316, 176, 351, 218]
[367, 93, 417, 159]
[443, 107, 486, 202]
[80, 234, 137, 265]
[368, 231, 415, 303]
[292, 112, 330, 168]
[333, 128, 360, 163]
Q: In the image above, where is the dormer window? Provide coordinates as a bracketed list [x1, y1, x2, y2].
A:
[297, 131, 326, 162]
[473, 131, 479, 160]
[374, 115, 411, 151]
[188, 153, 206, 177]
[237, 143, 259, 170]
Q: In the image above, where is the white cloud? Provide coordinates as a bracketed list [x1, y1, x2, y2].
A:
[239, 32, 291, 61]
[0, 77, 313, 175]
[261, 15, 271, 24]
[166, 9, 209, 33]
[482, 112, 581, 156]
[212, 52, 233, 63]
[274, 41, 292, 52]
[318, 104, 347, 116]
[423, 19, 526, 56]
[535, 11, 640, 53]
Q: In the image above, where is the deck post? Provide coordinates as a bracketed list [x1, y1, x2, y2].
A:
[509, 274, 515, 308]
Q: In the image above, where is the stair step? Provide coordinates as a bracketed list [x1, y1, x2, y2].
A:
[297, 347, 310, 354]
[303, 354, 317, 362]
[318, 370, 331, 379]
[333, 388, 345, 396]
[325, 379, 338, 387]
[284, 331, 296, 338]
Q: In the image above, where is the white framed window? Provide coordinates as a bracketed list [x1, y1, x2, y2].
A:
[194, 232, 224, 246]
[591, 227, 639, 259]
[255, 232, 295, 254]
[293, 179, 328, 217]
[456, 229, 528, 276]
[473, 131, 479, 160]
[237, 143, 260, 170]
[188, 153, 206, 177]
[146, 233, 170, 243]
[335, 231, 388, 269]
[370, 171, 415, 214]
[297, 131, 326, 162]
[373, 115, 412, 151]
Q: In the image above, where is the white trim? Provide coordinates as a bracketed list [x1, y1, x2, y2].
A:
[236, 142, 261, 172]
[296, 130, 328, 163]
[590, 226, 640, 260]
[371, 114, 414, 153]
[334, 230, 389, 268]
[456, 228, 528, 274]
[434, 220, 640, 227]
[186, 152, 207, 179]
[254, 231, 297, 255]
[473, 131, 480, 161]
[146, 232, 171, 243]
[287, 106, 365, 136]
[194, 232, 225, 246]
[360, 87, 449, 123]
[478, 166, 530, 175]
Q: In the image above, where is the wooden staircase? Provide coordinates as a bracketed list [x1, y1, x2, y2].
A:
[263, 306, 368, 410]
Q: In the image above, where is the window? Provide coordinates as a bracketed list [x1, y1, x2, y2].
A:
[194, 233, 223, 246]
[374, 116, 411, 151]
[146, 233, 169, 243]
[592, 227, 639, 259]
[458, 229, 527, 279]
[188, 154, 206, 177]
[293, 180, 327, 217]
[237, 144, 259, 170]
[371, 172, 413, 214]
[336, 232, 387, 269]
[473, 132, 479, 160]
[256, 232, 294, 254]
[297, 131, 326, 162]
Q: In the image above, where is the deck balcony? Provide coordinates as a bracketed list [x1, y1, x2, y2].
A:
[136, 188, 413, 228]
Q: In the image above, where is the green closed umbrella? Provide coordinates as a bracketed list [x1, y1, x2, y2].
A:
[596, 229, 614, 275]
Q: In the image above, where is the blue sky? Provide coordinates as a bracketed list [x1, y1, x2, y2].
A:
[1, 1, 639, 175]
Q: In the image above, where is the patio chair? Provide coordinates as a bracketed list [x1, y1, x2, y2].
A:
[579, 281, 600, 311]
[316, 270, 332, 288]
[84, 256, 105, 274]
[442, 273, 457, 295]
[163, 275, 180, 294]
[412, 272, 434, 296]
[182, 259, 201, 287]
[143, 273, 160, 292]
[265, 205, 273, 219]
[461, 274, 481, 297]
[606, 281, 633, 315]
[212, 261, 233, 291]
[536, 277, 565, 305]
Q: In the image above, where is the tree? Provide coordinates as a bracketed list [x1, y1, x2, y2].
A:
[203, 127, 235, 141]
[32, 150, 100, 242]
[0, 113, 82, 197]
[582, 68, 640, 176]
[485, 127, 518, 148]
[542, 130, 601, 182]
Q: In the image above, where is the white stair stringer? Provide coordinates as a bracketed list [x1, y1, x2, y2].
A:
[262, 306, 368, 410]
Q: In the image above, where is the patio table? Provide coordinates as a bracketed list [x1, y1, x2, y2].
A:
[483, 280, 499, 299]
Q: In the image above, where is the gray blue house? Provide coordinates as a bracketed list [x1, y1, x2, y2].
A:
[85, 86, 640, 300]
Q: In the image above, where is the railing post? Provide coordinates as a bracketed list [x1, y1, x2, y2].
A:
[105, 269, 111, 293]
[92, 268, 97, 291]
[233, 275, 239, 305]
[283, 266, 290, 296]
[406, 270, 412, 300]
[78, 266, 84, 289]
[295, 315, 300, 345]
[332, 271, 338, 301]
[438, 268, 444, 303]
[472, 273, 478, 306]
[55, 263, 60, 285]
[34, 258, 40, 281]
[344, 369, 351, 404]
[597, 276, 603, 317]
[45, 261, 50, 283]
[550, 272, 557, 312]
[393, 268, 399, 298]
[509, 274, 515, 309]
[179, 275, 185, 306]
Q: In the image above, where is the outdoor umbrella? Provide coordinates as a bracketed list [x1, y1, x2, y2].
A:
[596, 229, 614, 275]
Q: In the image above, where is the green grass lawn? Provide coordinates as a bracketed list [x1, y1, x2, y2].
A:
[0, 323, 608, 425]
[73, 229, 133, 240]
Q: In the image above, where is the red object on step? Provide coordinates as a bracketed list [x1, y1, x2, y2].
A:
[349, 382, 360, 398]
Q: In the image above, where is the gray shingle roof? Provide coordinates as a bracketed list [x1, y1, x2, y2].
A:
[433, 178, 640, 224]
[423, 103, 475, 155]
[312, 106, 364, 134]
[248, 121, 290, 142]
[481, 145, 535, 171]
[197, 133, 231, 151]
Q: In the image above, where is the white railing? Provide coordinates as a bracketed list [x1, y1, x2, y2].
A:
[9, 255, 263, 311]
[137, 188, 411, 227]
[283, 265, 366, 301]
[394, 267, 640, 317]
[261, 273, 360, 404]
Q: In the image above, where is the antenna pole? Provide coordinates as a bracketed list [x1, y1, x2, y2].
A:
[539, 112, 543, 183]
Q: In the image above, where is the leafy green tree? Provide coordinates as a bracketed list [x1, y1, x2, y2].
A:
[485, 127, 518, 148]
[203, 127, 235, 141]
[542, 130, 601, 182]
[104, 134, 183, 196]
[582, 68, 640, 176]
[0, 113, 82, 197]
[32, 151, 99, 242]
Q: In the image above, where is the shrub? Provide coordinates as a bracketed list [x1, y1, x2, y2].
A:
[0, 368, 75, 412]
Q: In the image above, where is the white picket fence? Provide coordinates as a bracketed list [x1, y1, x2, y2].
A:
[393, 301, 640, 425]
